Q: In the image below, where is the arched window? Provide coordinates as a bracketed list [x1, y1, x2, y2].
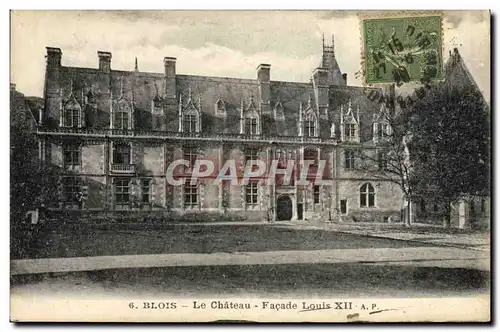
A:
[360, 183, 375, 207]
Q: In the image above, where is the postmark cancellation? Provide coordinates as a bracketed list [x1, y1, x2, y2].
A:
[360, 12, 444, 85]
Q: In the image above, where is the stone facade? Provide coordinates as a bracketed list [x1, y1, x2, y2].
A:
[36, 37, 405, 222]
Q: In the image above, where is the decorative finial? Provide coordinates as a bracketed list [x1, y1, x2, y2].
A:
[69, 79, 74, 94]
[134, 57, 138, 72]
[332, 34, 335, 48]
[322, 33, 325, 47]
[154, 82, 159, 97]
[120, 76, 125, 96]
[249, 94, 254, 104]
[307, 94, 312, 108]
[188, 87, 192, 100]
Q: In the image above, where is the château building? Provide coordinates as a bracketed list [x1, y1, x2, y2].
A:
[36, 35, 405, 222]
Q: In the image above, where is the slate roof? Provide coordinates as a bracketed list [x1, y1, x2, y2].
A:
[47, 43, 388, 143]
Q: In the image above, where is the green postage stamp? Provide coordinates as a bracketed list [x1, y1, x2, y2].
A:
[361, 13, 443, 85]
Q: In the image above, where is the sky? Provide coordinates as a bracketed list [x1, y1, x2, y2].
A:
[10, 10, 490, 101]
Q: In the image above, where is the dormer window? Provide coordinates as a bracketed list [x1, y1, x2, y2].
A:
[304, 119, 316, 137]
[215, 97, 226, 116]
[273, 100, 285, 120]
[61, 81, 84, 128]
[246, 117, 259, 135]
[240, 96, 261, 135]
[64, 106, 81, 128]
[345, 123, 356, 140]
[298, 95, 319, 138]
[373, 103, 392, 143]
[184, 114, 198, 133]
[178, 89, 202, 133]
[86, 89, 96, 105]
[112, 77, 134, 130]
[340, 100, 360, 143]
[115, 109, 129, 130]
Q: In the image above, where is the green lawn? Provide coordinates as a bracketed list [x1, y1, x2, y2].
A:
[14, 224, 432, 259]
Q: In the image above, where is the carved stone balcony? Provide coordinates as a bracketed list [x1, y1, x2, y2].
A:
[110, 163, 136, 174]
[37, 127, 338, 146]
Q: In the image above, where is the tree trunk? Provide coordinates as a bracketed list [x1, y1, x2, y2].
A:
[443, 200, 451, 228]
[405, 200, 412, 227]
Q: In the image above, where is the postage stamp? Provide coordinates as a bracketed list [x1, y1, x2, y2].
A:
[361, 13, 444, 85]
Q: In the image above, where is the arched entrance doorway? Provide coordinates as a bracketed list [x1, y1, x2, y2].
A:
[276, 195, 293, 221]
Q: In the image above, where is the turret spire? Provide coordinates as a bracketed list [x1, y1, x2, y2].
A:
[134, 57, 138, 72]
[120, 76, 125, 96]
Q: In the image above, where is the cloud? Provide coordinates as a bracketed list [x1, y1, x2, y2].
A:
[10, 10, 489, 102]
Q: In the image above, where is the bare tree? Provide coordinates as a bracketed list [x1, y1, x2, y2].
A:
[357, 93, 416, 226]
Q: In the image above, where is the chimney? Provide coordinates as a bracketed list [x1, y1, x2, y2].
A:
[98, 51, 112, 72]
[257, 64, 271, 114]
[342, 73, 347, 85]
[46, 47, 62, 69]
[164, 57, 177, 99]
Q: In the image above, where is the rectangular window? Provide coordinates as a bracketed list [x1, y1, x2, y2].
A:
[344, 150, 355, 170]
[63, 142, 81, 167]
[183, 146, 198, 168]
[62, 177, 82, 207]
[245, 147, 259, 164]
[115, 111, 129, 130]
[246, 118, 258, 135]
[184, 182, 199, 207]
[246, 182, 258, 205]
[313, 185, 320, 204]
[378, 151, 388, 171]
[470, 200, 475, 215]
[64, 108, 80, 128]
[481, 199, 486, 213]
[141, 179, 151, 204]
[276, 148, 287, 166]
[340, 200, 347, 214]
[114, 178, 130, 208]
[305, 121, 315, 137]
[345, 123, 356, 140]
[378, 123, 389, 138]
[183, 114, 197, 133]
[304, 148, 318, 163]
[113, 144, 131, 164]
